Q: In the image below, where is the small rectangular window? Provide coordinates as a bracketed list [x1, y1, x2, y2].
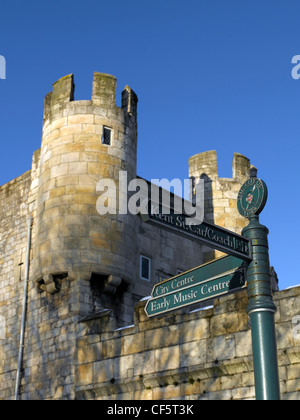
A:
[140, 255, 151, 282]
[102, 127, 112, 145]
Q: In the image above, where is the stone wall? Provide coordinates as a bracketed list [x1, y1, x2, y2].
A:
[0, 167, 82, 399]
[75, 286, 300, 400]
[0, 171, 32, 396]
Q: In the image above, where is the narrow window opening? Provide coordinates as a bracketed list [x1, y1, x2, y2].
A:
[140, 255, 151, 282]
[102, 127, 112, 145]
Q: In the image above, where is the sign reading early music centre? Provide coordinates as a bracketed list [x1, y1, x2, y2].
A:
[145, 256, 246, 318]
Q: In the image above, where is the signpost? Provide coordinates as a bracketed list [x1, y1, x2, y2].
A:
[237, 178, 280, 401]
[143, 176, 280, 400]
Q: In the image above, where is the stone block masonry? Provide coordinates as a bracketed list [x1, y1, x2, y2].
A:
[75, 286, 300, 400]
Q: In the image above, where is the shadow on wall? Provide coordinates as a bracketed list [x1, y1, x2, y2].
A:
[199, 173, 216, 263]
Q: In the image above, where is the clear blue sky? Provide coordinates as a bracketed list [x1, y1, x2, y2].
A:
[0, 0, 299, 290]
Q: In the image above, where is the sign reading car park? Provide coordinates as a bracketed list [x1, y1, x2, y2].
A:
[145, 256, 246, 318]
[144, 210, 252, 262]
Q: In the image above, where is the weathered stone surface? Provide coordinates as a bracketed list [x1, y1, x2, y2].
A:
[74, 287, 300, 401]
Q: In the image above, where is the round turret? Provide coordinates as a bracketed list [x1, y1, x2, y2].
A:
[32, 73, 138, 295]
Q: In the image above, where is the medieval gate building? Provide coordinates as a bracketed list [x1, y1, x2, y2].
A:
[0, 73, 298, 400]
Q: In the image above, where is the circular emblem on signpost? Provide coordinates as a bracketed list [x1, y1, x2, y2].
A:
[237, 178, 268, 218]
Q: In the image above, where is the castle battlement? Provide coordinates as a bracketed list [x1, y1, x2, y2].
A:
[43, 73, 138, 126]
[189, 150, 257, 182]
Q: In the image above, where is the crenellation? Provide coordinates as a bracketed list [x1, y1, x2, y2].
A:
[122, 85, 138, 119]
[43, 92, 52, 121]
[92, 72, 117, 108]
[51, 74, 75, 105]
[189, 150, 218, 179]
[232, 153, 250, 181]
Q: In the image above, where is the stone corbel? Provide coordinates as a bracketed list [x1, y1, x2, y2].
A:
[38, 274, 59, 295]
[103, 275, 122, 295]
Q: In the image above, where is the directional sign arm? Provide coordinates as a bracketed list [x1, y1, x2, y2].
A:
[151, 255, 247, 298]
[142, 211, 252, 262]
[145, 267, 246, 318]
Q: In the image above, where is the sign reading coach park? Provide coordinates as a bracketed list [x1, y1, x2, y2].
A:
[144, 210, 251, 262]
[145, 256, 246, 318]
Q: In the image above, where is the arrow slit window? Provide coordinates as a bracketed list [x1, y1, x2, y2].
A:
[102, 126, 112, 146]
[140, 255, 151, 282]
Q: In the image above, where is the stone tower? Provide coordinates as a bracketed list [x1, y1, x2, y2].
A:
[189, 150, 257, 261]
[32, 73, 138, 322]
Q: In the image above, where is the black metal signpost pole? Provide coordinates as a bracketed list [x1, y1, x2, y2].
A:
[238, 178, 280, 400]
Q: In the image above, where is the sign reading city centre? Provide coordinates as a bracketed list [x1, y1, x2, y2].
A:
[145, 256, 246, 318]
